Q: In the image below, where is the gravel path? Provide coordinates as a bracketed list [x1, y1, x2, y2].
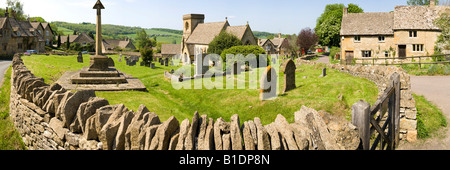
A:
[0, 60, 12, 85]
[398, 76, 450, 150]
[315, 55, 330, 64]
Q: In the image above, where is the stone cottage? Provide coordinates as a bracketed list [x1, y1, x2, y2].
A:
[340, 0, 449, 60]
[60, 32, 95, 46]
[180, 14, 257, 64]
[0, 8, 51, 56]
[101, 38, 135, 53]
[258, 33, 289, 57]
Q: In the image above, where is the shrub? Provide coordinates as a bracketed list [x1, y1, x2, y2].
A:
[140, 47, 153, 65]
[220, 45, 268, 70]
[208, 31, 242, 55]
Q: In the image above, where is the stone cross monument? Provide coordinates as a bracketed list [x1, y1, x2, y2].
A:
[89, 0, 108, 71]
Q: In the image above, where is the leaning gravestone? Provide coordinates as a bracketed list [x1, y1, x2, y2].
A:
[282, 59, 296, 93]
[77, 52, 83, 63]
[260, 66, 278, 101]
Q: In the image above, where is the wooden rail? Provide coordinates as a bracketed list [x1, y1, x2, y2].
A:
[346, 54, 450, 67]
[351, 72, 400, 150]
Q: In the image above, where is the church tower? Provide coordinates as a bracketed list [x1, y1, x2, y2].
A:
[182, 14, 205, 39]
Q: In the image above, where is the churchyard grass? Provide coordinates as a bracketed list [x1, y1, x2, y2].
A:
[23, 54, 379, 125]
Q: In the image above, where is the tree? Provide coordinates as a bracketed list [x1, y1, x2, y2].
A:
[407, 0, 439, 5]
[6, 0, 26, 21]
[296, 28, 319, 54]
[57, 34, 61, 48]
[434, 10, 450, 52]
[207, 31, 242, 55]
[315, 3, 364, 47]
[136, 29, 155, 50]
[66, 36, 70, 50]
[286, 34, 299, 58]
[140, 47, 153, 65]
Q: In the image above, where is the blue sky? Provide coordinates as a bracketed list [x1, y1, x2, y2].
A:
[1, 0, 409, 34]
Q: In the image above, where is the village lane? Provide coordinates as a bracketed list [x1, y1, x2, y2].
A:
[398, 76, 450, 150]
[0, 60, 12, 84]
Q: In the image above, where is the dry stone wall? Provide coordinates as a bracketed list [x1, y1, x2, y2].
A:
[298, 59, 417, 141]
[10, 54, 360, 150]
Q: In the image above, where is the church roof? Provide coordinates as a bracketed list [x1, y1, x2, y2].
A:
[186, 21, 229, 45]
[225, 25, 248, 40]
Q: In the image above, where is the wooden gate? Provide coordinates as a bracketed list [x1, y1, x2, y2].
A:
[351, 72, 401, 150]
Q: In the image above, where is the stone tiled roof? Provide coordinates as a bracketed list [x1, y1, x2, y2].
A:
[161, 44, 181, 55]
[341, 12, 394, 36]
[393, 6, 449, 30]
[225, 25, 247, 40]
[186, 21, 229, 45]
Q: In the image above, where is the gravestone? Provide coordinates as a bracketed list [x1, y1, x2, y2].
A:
[77, 52, 83, 63]
[232, 62, 241, 75]
[170, 60, 174, 66]
[160, 59, 164, 66]
[170, 69, 175, 74]
[260, 66, 278, 101]
[107, 57, 114, 67]
[129, 60, 136, 66]
[140, 62, 144, 66]
[164, 58, 169, 67]
[319, 68, 326, 78]
[118, 58, 122, 62]
[282, 59, 296, 93]
[150, 63, 155, 69]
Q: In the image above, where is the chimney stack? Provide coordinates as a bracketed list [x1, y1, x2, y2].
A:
[430, 0, 436, 6]
[278, 33, 282, 38]
[343, 7, 348, 15]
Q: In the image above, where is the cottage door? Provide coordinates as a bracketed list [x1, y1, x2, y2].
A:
[345, 51, 354, 65]
[398, 45, 406, 59]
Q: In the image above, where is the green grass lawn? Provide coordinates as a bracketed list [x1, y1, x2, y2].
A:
[414, 94, 448, 139]
[0, 67, 26, 150]
[22, 54, 379, 125]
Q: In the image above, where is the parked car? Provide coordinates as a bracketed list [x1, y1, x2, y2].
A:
[26, 50, 38, 54]
[24, 52, 31, 56]
[82, 51, 89, 54]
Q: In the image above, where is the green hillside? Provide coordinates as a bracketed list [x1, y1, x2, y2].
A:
[51, 21, 284, 45]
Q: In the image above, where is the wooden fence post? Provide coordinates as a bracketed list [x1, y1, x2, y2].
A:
[352, 100, 371, 150]
[391, 73, 401, 148]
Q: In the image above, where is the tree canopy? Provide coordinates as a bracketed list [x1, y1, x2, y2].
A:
[315, 3, 364, 47]
[207, 31, 243, 55]
[434, 10, 450, 52]
[296, 27, 319, 53]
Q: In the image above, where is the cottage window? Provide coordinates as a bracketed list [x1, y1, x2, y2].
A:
[46, 30, 49, 36]
[354, 36, 361, 42]
[409, 31, 417, 37]
[385, 51, 389, 57]
[378, 36, 385, 42]
[362, 50, 372, 57]
[412, 44, 424, 52]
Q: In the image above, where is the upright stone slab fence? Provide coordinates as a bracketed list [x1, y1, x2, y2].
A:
[9, 54, 361, 150]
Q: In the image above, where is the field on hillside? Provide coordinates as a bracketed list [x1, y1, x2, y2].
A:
[22, 55, 379, 125]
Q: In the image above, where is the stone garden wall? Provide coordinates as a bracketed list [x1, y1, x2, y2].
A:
[298, 59, 417, 142]
[9, 54, 361, 150]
